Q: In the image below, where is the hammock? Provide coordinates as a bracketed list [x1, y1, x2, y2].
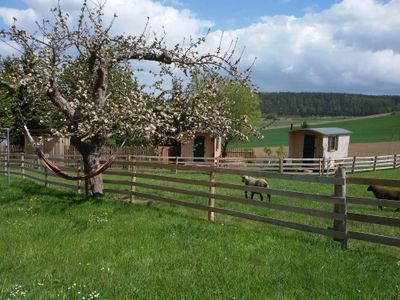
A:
[24, 125, 125, 181]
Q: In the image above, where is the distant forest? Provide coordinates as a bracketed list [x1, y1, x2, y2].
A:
[259, 92, 400, 116]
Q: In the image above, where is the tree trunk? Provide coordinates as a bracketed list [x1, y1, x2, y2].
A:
[82, 152, 103, 196]
[71, 136, 106, 197]
[221, 139, 229, 158]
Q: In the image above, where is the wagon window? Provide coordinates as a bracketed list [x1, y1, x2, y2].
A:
[328, 135, 338, 151]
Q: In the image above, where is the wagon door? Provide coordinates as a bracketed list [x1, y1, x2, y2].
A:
[193, 136, 205, 162]
[303, 134, 315, 158]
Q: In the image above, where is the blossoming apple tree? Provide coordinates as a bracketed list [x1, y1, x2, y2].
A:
[0, 1, 258, 196]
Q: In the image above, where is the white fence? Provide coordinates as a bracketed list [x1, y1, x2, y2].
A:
[1, 151, 399, 176]
[97, 154, 399, 175]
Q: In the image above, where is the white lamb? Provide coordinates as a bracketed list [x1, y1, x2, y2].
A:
[241, 175, 271, 201]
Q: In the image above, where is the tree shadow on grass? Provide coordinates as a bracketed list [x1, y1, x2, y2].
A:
[0, 178, 96, 210]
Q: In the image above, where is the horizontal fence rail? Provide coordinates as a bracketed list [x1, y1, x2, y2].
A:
[3, 150, 398, 175]
[1, 152, 399, 249]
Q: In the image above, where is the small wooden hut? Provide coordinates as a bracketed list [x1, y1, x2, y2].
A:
[288, 127, 352, 160]
[180, 132, 221, 161]
[24, 130, 70, 157]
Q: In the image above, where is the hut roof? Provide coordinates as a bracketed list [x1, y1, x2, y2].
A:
[290, 127, 352, 136]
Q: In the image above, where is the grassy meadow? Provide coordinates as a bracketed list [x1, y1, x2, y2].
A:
[1, 166, 400, 299]
[231, 113, 400, 148]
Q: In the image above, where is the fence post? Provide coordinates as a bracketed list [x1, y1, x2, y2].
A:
[319, 158, 322, 176]
[21, 153, 25, 179]
[351, 156, 356, 173]
[175, 156, 179, 174]
[44, 165, 49, 188]
[208, 158, 218, 221]
[128, 154, 132, 172]
[130, 158, 137, 203]
[373, 155, 377, 171]
[6, 128, 10, 184]
[393, 154, 397, 169]
[279, 157, 283, 174]
[77, 160, 81, 194]
[3, 151, 7, 175]
[325, 159, 330, 176]
[333, 167, 348, 250]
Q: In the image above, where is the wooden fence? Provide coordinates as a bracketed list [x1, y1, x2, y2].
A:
[64, 144, 158, 157]
[20, 153, 399, 175]
[223, 148, 256, 158]
[64, 145, 255, 158]
[1, 152, 399, 249]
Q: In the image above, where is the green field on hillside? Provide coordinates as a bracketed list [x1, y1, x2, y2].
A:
[260, 115, 351, 128]
[232, 113, 400, 148]
[1, 167, 399, 299]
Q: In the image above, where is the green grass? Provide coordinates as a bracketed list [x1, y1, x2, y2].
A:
[231, 113, 400, 148]
[1, 167, 400, 299]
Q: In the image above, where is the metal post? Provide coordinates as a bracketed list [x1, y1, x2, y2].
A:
[44, 165, 49, 187]
[21, 153, 25, 179]
[130, 159, 137, 203]
[373, 155, 377, 171]
[6, 128, 10, 184]
[77, 160, 81, 194]
[351, 156, 356, 173]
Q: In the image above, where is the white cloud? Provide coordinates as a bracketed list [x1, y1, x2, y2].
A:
[0, 7, 38, 28]
[103, 0, 213, 42]
[203, 0, 400, 94]
[1, 0, 400, 94]
[0, 0, 212, 44]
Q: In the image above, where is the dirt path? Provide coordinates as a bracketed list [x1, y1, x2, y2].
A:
[348, 141, 400, 156]
[265, 112, 393, 130]
[250, 140, 400, 157]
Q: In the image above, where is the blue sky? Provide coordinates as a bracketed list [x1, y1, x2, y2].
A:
[164, 0, 339, 29]
[1, 0, 400, 95]
[0, 0, 340, 29]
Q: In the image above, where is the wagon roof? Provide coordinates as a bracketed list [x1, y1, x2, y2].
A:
[290, 127, 352, 136]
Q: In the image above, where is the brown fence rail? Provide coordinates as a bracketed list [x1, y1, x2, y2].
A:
[1, 152, 399, 249]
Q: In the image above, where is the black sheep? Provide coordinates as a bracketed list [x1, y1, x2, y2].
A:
[367, 185, 400, 211]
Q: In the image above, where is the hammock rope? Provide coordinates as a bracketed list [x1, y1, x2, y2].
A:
[24, 125, 126, 181]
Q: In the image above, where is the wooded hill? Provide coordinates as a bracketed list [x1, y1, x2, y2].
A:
[259, 92, 400, 116]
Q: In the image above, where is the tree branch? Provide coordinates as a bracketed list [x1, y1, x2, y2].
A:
[117, 51, 172, 64]
[47, 83, 75, 119]
[93, 66, 107, 105]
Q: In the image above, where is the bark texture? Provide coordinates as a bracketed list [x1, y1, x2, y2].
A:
[71, 136, 106, 196]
